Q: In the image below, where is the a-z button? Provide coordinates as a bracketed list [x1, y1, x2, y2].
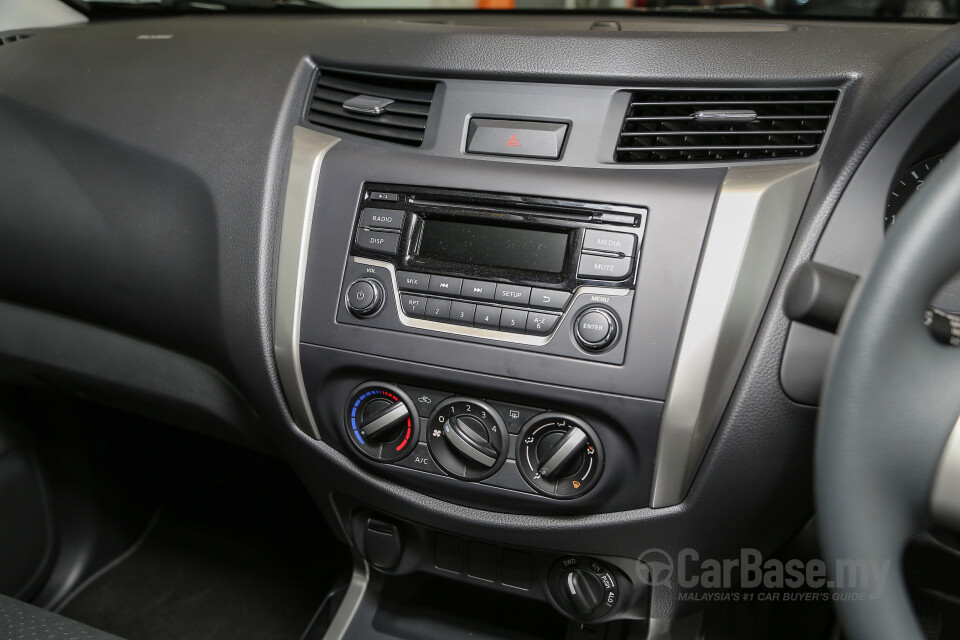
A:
[356, 229, 400, 255]
[526, 312, 560, 336]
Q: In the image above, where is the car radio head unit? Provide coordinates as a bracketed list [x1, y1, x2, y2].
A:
[336, 183, 647, 364]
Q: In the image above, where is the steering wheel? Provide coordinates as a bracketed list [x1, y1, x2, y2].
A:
[817, 143, 960, 640]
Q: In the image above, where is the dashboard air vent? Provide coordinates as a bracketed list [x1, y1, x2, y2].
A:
[0, 33, 33, 46]
[615, 88, 839, 163]
[307, 69, 437, 147]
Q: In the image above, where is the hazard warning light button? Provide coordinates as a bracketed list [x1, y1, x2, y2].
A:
[465, 118, 568, 160]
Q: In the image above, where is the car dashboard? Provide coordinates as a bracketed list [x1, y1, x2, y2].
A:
[2, 9, 960, 638]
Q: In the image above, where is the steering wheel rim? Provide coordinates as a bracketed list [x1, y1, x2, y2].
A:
[817, 143, 960, 639]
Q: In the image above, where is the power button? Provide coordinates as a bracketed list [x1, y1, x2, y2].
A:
[346, 278, 384, 318]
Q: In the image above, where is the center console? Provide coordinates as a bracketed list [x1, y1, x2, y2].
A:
[287, 139, 725, 515]
[273, 68, 824, 635]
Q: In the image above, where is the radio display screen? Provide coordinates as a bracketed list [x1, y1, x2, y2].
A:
[416, 220, 568, 274]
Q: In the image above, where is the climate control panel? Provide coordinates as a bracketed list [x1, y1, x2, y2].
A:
[342, 382, 605, 500]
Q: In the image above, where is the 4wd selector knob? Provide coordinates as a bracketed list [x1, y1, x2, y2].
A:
[345, 278, 384, 318]
[550, 557, 620, 621]
[344, 383, 418, 463]
[516, 413, 603, 498]
[427, 398, 507, 481]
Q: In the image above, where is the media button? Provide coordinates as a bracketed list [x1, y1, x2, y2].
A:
[461, 279, 496, 301]
[397, 271, 430, 292]
[359, 208, 405, 231]
[400, 294, 427, 318]
[494, 283, 532, 306]
[425, 298, 452, 321]
[428, 275, 463, 297]
[500, 309, 528, 333]
[474, 306, 502, 329]
[582, 229, 636, 257]
[529, 288, 571, 311]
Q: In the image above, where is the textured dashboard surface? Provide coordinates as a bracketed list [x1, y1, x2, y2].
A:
[0, 594, 121, 640]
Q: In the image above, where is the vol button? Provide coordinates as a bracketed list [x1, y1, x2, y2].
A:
[346, 278, 384, 318]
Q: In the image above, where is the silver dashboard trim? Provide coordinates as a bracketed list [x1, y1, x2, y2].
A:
[650, 162, 819, 508]
[321, 555, 370, 640]
[354, 257, 630, 346]
[931, 414, 960, 531]
[275, 126, 340, 440]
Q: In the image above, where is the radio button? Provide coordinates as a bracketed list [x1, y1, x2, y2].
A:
[500, 309, 528, 333]
[356, 229, 400, 255]
[428, 276, 463, 297]
[400, 294, 427, 318]
[526, 312, 560, 336]
[450, 301, 477, 326]
[360, 208, 405, 231]
[582, 230, 636, 257]
[425, 298, 452, 321]
[461, 279, 496, 301]
[577, 254, 633, 281]
[397, 271, 430, 292]
[530, 288, 571, 311]
[494, 283, 532, 306]
[474, 306, 502, 329]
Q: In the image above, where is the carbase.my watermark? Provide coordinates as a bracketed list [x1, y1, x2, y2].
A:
[636, 548, 891, 599]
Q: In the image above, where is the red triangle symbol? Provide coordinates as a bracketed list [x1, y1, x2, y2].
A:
[506, 133, 520, 147]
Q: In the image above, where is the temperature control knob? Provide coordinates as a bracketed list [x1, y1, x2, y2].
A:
[344, 383, 418, 463]
[516, 413, 603, 498]
[427, 398, 507, 481]
[345, 278, 384, 318]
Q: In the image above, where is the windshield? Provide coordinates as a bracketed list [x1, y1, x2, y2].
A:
[83, 0, 960, 20]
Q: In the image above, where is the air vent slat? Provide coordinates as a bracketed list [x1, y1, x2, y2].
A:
[307, 112, 425, 145]
[625, 115, 832, 122]
[308, 101, 427, 130]
[316, 74, 434, 104]
[629, 100, 836, 108]
[621, 130, 824, 137]
[615, 88, 839, 163]
[313, 87, 430, 117]
[306, 69, 436, 147]
[617, 145, 818, 152]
